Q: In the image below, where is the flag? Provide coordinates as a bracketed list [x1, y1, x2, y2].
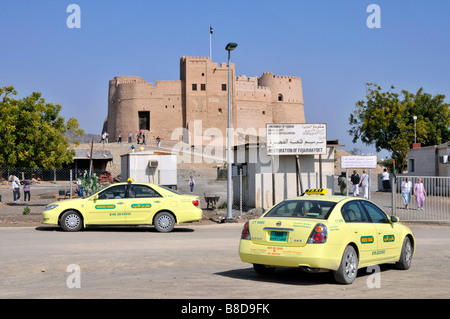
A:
[210, 26, 213, 34]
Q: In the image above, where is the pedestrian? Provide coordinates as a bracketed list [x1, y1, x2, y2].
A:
[359, 170, 369, 199]
[118, 133, 122, 143]
[142, 132, 146, 145]
[414, 178, 426, 210]
[128, 132, 132, 143]
[131, 144, 135, 153]
[401, 178, 412, 209]
[77, 174, 84, 197]
[136, 132, 140, 144]
[189, 175, 195, 193]
[338, 172, 347, 196]
[23, 181, 31, 201]
[350, 170, 360, 196]
[156, 136, 161, 147]
[381, 169, 390, 192]
[11, 176, 21, 202]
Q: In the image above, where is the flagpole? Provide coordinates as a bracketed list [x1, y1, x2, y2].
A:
[209, 25, 213, 60]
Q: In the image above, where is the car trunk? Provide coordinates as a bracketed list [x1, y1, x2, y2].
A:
[249, 218, 317, 247]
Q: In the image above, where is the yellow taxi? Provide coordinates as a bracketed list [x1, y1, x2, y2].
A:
[238, 189, 415, 284]
[42, 181, 202, 232]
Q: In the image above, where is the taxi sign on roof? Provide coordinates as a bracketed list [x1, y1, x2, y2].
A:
[304, 188, 327, 195]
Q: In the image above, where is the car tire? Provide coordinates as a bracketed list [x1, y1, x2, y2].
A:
[253, 264, 276, 276]
[396, 237, 413, 270]
[333, 245, 358, 284]
[154, 212, 175, 233]
[60, 211, 83, 232]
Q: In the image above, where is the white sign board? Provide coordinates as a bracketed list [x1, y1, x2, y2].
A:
[341, 155, 377, 169]
[266, 123, 327, 155]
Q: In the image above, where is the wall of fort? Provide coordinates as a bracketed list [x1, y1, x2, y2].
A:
[105, 56, 305, 146]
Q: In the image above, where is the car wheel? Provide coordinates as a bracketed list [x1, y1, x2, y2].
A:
[154, 212, 175, 232]
[333, 245, 358, 284]
[396, 237, 413, 270]
[60, 211, 83, 232]
[253, 264, 276, 276]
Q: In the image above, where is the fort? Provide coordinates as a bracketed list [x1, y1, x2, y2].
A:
[105, 56, 305, 145]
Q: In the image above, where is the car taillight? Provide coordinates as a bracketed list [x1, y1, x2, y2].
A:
[192, 199, 199, 207]
[308, 223, 327, 243]
[241, 221, 251, 240]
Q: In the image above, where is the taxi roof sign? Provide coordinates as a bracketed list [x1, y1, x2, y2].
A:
[304, 188, 327, 195]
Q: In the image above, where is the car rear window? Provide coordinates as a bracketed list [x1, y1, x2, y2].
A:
[264, 200, 337, 219]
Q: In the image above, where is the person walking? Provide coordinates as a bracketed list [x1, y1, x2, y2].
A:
[77, 174, 84, 197]
[12, 176, 21, 202]
[381, 169, 391, 192]
[338, 172, 347, 196]
[350, 170, 360, 197]
[401, 178, 412, 209]
[414, 178, 426, 210]
[189, 176, 195, 193]
[23, 181, 31, 201]
[359, 170, 369, 199]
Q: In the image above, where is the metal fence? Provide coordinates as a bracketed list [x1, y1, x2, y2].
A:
[333, 172, 450, 222]
[1, 166, 449, 223]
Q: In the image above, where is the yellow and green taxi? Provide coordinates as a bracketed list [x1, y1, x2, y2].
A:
[238, 189, 415, 284]
[42, 181, 202, 232]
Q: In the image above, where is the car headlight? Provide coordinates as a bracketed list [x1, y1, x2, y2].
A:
[44, 204, 59, 211]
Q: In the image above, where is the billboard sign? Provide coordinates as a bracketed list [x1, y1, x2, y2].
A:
[341, 155, 378, 169]
[266, 123, 327, 155]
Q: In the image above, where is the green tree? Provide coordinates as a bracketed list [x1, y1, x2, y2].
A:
[0, 86, 84, 168]
[349, 83, 450, 172]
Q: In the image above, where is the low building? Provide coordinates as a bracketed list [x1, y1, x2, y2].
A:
[232, 142, 337, 210]
[406, 142, 450, 177]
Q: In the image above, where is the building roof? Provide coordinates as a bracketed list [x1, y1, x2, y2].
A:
[73, 149, 113, 160]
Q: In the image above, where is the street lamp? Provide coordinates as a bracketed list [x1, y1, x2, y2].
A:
[225, 42, 237, 221]
[413, 116, 417, 144]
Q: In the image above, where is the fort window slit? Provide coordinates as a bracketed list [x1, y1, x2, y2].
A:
[138, 111, 150, 131]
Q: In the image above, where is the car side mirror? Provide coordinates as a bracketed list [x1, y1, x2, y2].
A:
[91, 194, 98, 201]
[390, 216, 399, 223]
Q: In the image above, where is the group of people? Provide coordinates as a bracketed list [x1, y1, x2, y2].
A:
[10, 176, 31, 202]
[117, 131, 161, 147]
[338, 169, 427, 210]
[338, 170, 371, 199]
[350, 170, 370, 199]
[401, 177, 427, 210]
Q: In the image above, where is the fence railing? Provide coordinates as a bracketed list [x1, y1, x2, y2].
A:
[1, 167, 449, 223]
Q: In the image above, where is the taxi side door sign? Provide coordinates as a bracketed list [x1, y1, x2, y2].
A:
[383, 235, 395, 242]
[360, 236, 374, 244]
[95, 204, 116, 209]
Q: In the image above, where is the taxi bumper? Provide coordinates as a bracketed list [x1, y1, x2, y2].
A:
[238, 239, 345, 271]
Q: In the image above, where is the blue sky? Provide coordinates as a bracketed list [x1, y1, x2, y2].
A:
[1, 0, 449, 157]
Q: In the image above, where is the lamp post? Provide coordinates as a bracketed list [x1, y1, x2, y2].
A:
[413, 115, 417, 143]
[225, 42, 237, 221]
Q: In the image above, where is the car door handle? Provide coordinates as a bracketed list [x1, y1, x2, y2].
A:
[154, 201, 161, 203]
[117, 202, 124, 205]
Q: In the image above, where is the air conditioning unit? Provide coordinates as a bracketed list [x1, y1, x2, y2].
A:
[439, 155, 448, 164]
[148, 160, 159, 168]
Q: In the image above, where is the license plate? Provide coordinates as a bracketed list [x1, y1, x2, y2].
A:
[270, 231, 287, 242]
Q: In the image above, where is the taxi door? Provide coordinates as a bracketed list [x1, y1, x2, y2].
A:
[125, 184, 164, 224]
[361, 201, 401, 260]
[341, 201, 379, 265]
[85, 184, 128, 225]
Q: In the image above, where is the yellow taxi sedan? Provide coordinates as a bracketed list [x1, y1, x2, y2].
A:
[238, 189, 415, 284]
[42, 181, 202, 232]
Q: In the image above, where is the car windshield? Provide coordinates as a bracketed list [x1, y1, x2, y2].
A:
[264, 199, 337, 220]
